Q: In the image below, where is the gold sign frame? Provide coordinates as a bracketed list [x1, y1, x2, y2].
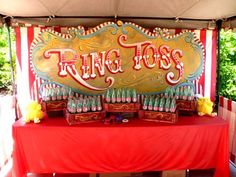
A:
[31, 21, 204, 95]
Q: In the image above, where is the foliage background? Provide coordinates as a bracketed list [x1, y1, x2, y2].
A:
[219, 30, 236, 101]
[0, 26, 16, 94]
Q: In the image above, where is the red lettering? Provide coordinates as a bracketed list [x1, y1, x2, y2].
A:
[105, 49, 123, 74]
[118, 34, 151, 70]
[90, 51, 106, 78]
[81, 54, 90, 79]
[142, 44, 159, 69]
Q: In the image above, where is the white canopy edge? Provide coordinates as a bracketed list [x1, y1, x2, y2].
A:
[0, 0, 236, 29]
[1, 17, 236, 30]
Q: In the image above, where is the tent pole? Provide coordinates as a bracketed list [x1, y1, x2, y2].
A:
[216, 20, 222, 110]
[5, 17, 18, 121]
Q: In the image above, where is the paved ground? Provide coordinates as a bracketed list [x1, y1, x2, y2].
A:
[0, 95, 15, 172]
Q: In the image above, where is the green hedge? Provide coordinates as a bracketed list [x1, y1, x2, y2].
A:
[0, 26, 16, 93]
[219, 30, 236, 101]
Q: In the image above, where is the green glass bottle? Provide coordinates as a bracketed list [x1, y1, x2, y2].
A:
[62, 87, 68, 100]
[71, 99, 76, 113]
[76, 99, 82, 113]
[105, 89, 111, 103]
[126, 89, 131, 103]
[96, 96, 102, 111]
[183, 86, 188, 100]
[82, 99, 88, 112]
[143, 96, 149, 110]
[153, 97, 159, 111]
[91, 97, 97, 111]
[121, 88, 126, 103]
[111, 88, 116, 103]
[170, 98, 176, 112]
[148, 96, 154, 110]
[132, 89, 137, 102]
[159, 97, 165, 112]
[175, 87, 180, 100]
[116, 88, 121, 103]
[165, 97, 170, 112]
[56, 87, 62, 100]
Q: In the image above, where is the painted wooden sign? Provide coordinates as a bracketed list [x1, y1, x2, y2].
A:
[30, 21, 204, 95]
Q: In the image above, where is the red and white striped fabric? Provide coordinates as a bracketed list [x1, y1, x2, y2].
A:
[169, 29, 217, 100]
[218, 96, 236, 163]
[15, 26, 68, 116]
[15, 26, 217, 114]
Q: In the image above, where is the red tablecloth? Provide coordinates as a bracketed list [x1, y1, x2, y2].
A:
[12, 115, 229, 177]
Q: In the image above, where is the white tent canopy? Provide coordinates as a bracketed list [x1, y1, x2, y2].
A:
[0, 0, 236, 28]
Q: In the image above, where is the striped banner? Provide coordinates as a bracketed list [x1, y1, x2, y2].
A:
[218, 96, 236, 163]
[15, 26, 217, 114]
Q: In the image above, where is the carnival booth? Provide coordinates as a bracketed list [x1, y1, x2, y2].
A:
[12, 22, 228, 177]
[0, 0, 236, 177]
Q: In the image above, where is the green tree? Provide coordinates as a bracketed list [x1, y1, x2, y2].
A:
[219, 30, 236, 101]
[0, 26, 16, 93]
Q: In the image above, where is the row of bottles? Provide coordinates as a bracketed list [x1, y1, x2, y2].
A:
[165, 86, 194, 100]
[42, 87, 74, 101]
[142, 95, 177, 113]
[42, 85, 194, 102]
[104, 88, 138, 103]
[67, 95, 102, 113]
[41, 85, 194, 115]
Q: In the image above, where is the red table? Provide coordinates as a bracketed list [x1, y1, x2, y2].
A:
[12, 115, 229, 177]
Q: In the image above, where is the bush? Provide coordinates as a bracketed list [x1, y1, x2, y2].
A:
[219, 30, 236, 101]
[0, 26, 16, 93]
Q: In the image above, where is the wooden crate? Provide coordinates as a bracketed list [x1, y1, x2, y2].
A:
[104, 103, 140, 113]
[162, 170, 186, 177]
[41, 100, 67, 117]
[139, 109, 178, 124]
[64, 109, 106, 125]
[176, 99, 196, 115]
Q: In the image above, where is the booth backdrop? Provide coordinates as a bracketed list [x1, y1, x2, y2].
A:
[14, 26, 217, 116]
